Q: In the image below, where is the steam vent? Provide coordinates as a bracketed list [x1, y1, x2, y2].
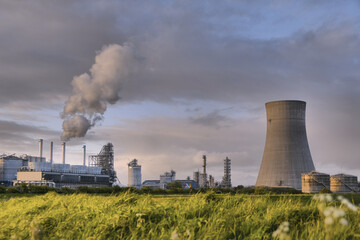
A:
[256, 100, 315, 190]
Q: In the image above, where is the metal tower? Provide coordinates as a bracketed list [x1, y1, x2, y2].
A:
[221, 157, 231, 188]
[89, 143, 117, 185]
[256, 100, 315, 190]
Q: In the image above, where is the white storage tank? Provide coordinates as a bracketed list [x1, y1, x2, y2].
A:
[87, 166, 102, 175]
[52, 164, 70, 173]
[302, 171, 330, 193]
[70, 165, 87, 174]
[330, 174, 358, 193]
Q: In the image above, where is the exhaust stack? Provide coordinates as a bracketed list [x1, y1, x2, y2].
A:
[62, 142, 66, 164]
[50, 141, 53, 163]
[82, 145, 86, 166]
[38, 139, 43, 160]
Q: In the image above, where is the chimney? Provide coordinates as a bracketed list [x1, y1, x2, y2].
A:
[38, 139, 43, 160]
[62, 142, 66, 164]
[82, 145, 86, 166]
[50, 141, 53, 163]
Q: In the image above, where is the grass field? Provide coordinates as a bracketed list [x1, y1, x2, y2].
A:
[0, 192, 359, 239]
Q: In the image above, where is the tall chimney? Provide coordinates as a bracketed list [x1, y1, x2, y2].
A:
[38, 139, 43, 160]
[82, 145, 86, 166]
[256, 100, 315, 190]
[62, 142, 66, 164]
[50, 141, 53, 163]
[202, 155, 207, 188]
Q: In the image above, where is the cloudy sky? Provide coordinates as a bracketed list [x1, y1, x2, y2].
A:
[1, 1, 360, 186]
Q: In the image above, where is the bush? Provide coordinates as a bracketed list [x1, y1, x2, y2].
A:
[60, 187, 76, 194]
[0, 186, 6, 193]
[28, 185, 56, 194]
[319, 188, 332, 194]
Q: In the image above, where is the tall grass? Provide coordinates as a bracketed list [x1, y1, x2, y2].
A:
[0, 192, 358, 239]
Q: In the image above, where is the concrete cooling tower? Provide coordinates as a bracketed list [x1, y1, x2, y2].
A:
[256, 100, 315, 190]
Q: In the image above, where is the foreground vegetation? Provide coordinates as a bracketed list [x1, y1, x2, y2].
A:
[0, 191, 359, 239]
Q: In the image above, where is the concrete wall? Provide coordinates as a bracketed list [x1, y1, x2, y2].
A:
[17, 171, 43, 181]
[256, 100, 315, 190]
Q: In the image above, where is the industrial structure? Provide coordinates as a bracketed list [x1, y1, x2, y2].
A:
[330, 174, 358, 193]
[0, 155, 27, 186]
[256, 100, 315, 190]
[193, 170, 200, 187]
[128, 159, 141, 188]
[89, 143, 117, 185]
[301, 171, 330, 193]
[142, 170, 197, 189]
[12, 140, 114, 188]
[221, 157, 231, 188]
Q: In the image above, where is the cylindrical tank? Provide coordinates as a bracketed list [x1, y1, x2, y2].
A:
[301, 171, 330, 193]
[128, 159, 141, 188]
[256, 100, 315, 190]
[330, 174, 358, 193]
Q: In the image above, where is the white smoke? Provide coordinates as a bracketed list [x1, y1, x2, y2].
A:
[61, 43, 138, 141]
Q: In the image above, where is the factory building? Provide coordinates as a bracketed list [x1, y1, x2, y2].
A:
[128, 159, 141, 188]
[142, 170, 197, 189]
[13, 140, 114, 188]
[256, 100, 315, 190]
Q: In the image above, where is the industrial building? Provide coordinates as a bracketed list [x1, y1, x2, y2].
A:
[256, 100, 315, 190]
[142, 170, 197, 189]
[301, 171, 330, 193]
[13, 140, 115, 188]
[128, 159, 141, 188]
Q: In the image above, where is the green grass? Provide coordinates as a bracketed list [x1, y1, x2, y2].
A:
[0, 192, 359, 239]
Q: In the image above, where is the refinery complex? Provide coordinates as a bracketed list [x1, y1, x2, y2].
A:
[0, 100, 358, 193]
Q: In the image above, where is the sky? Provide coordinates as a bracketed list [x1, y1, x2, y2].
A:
[1, 1, 360, 186]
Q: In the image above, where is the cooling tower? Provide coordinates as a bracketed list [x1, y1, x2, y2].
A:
[256, 100, 315, 190]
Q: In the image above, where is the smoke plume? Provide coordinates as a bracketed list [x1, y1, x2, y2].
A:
[61, 43, 137, 141]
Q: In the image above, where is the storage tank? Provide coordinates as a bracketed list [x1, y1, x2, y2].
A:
[330, 174, 358, 193]
[301, 171, 330, 193]
[52, 164, 70, 173]
[87, 166, 102, 175]
[70, 165, 87, 174]
[128, 159, 141, 188]
[256, 100, 315, 190]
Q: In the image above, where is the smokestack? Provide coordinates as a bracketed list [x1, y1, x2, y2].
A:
[50, 141, 53, 163]
[62, 142, 66, 164]
[202, 155, 208, 188]
[82, 145, 86, 166]
[256, 100, 315, 190]
[202, 155, 207, 175]
[38, 139, 43, 160]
